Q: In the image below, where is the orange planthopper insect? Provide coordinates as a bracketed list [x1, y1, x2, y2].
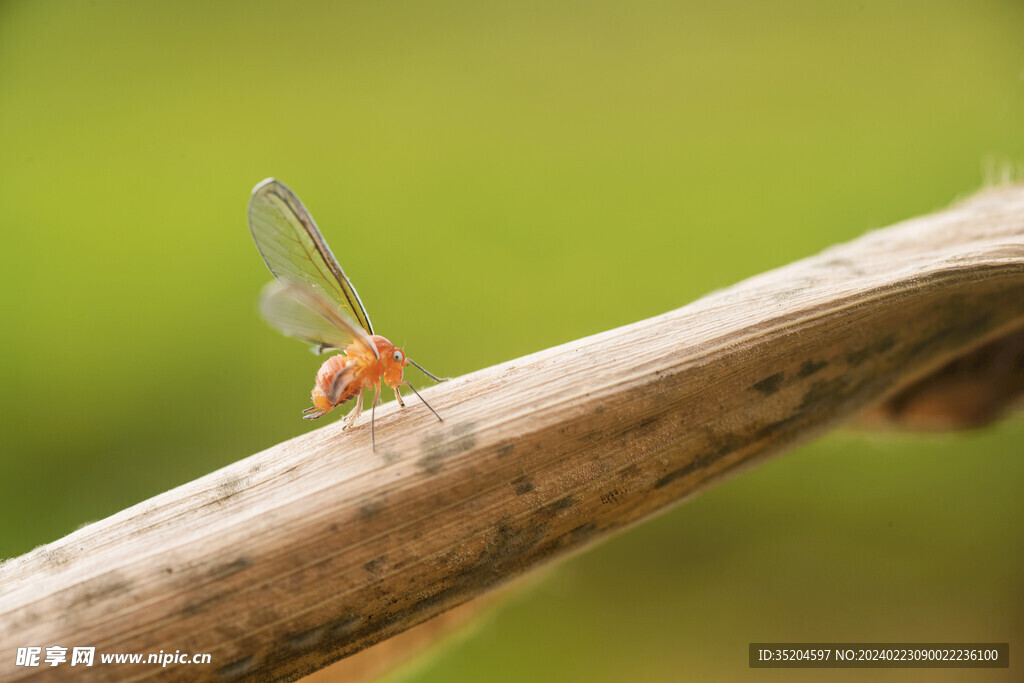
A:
[248, 178, 444, 449]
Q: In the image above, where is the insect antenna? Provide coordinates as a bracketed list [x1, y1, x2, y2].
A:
[408, 358, 448, 382]
[403, 381, 443, 422]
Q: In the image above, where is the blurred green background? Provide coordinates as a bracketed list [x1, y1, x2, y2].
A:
[2, 0, 1023, 680]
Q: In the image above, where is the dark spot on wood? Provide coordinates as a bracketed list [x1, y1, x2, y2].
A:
[357, 499, 385, 522]
[798, 359, 828, 378]
[181, 573, 251, 617]
[403, 569, 485, 621]
[595, 404, 606, 414]
[363, 555, 387, 575]
[708, 432, 745, 459]
[754, 414, 798, 439]
[380, 449, 401, 465]
[71, 576, 131, 609]
[379, 504, 586, 641]
[846, 333, 897, 366]
[549, 495, 574, 512]
[216, 655, 256, 678]
[489, 521, 541, 561]
[330, 614, 364, 639]
[11, 610, 41, 631]
[402, 517, 552, 622]
[620, 463, 640, 478]
[752, 372, 785, 395]
[417, 451, 444, 475]
[535, 521, 605, 558]
[894, 294, 1008, 366]
[654, 428, 753, 490]
[209, 557, 251, 580]
[511, 476, 534, 495]
[758, 371, 883, 441]
[906, 326, 961, 360]
[376, 611, 402, 630]
[654, 460, 700, 489]
[497, 442, 515, 458]
[329, 522, 340, 533]
[624, 414, 659, 435]
[181, 600, 205, 616]
[600, 490, 622, 504]
[755, 377, 851, 439]
[287, 625, 326, 650]
[417, 421, 477, 474]
[799, 376, 850, 412]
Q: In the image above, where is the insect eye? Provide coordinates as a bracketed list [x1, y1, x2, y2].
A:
[394, 351, 402, 362]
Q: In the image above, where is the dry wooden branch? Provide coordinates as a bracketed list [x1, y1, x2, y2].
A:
[2, 186, 1024, 682]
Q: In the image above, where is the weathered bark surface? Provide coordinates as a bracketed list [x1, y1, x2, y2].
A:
[2, 185, 1023, 682]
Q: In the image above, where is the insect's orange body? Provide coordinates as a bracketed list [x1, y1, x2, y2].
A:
[310, 336, 409, 417]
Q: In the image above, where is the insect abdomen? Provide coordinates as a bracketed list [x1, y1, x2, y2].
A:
[311, 355, 360, 413]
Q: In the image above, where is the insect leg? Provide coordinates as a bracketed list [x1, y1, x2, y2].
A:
[342, 390, 364, 430]
[394, 385, 406, 408]
[370, 383, 382, 451]
[403, 381, 443, 422]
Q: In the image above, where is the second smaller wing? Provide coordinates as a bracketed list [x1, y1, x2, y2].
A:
[259, 281, 379, 359]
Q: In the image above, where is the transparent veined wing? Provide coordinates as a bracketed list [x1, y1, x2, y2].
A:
[248, 178, 374, 335]
[259, 281, 379, 360]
